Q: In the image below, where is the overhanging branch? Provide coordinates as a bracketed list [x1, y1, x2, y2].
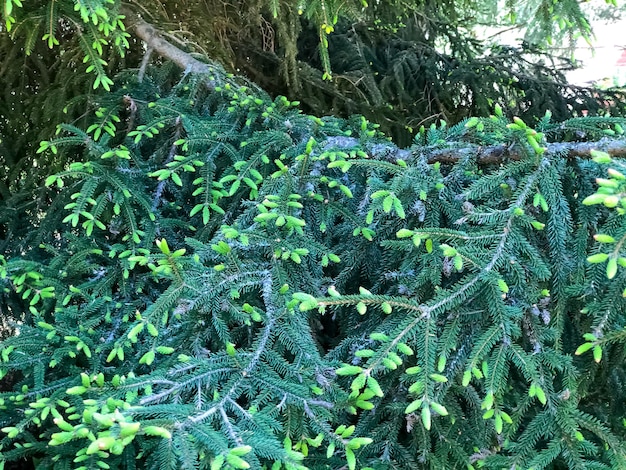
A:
[121, 6, 215, 86]
[428, 138, 626, 164]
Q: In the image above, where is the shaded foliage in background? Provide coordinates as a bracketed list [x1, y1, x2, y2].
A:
[275, 20, 626, 145]
[2, 0, 626, 166]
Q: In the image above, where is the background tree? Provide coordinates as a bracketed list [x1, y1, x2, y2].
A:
[1, 0, 625, 160]
[2, 1, 626, 470]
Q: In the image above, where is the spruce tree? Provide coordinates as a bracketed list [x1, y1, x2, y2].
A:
[2, 1, 626, 470]
[1, 57, 626, 469]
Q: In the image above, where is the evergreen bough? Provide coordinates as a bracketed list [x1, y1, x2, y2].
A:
[1, 65, 626, 470]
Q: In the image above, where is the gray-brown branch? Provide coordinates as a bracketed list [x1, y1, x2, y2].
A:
[121, 6, 215, 85]
[427, 138, 626, 164]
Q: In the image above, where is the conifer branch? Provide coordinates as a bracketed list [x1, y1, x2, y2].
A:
[186, 276, 276, 425]
[429, 138, 626, 164]
[121, 6, 216, 84]
[359, 162, 545, 378]
[137, 46, 153, 84]
[325, 136, 626, 165]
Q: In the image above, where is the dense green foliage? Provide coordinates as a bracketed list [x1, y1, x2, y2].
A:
[1, 65, 626, 469]
[3, 0, 626, 469]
